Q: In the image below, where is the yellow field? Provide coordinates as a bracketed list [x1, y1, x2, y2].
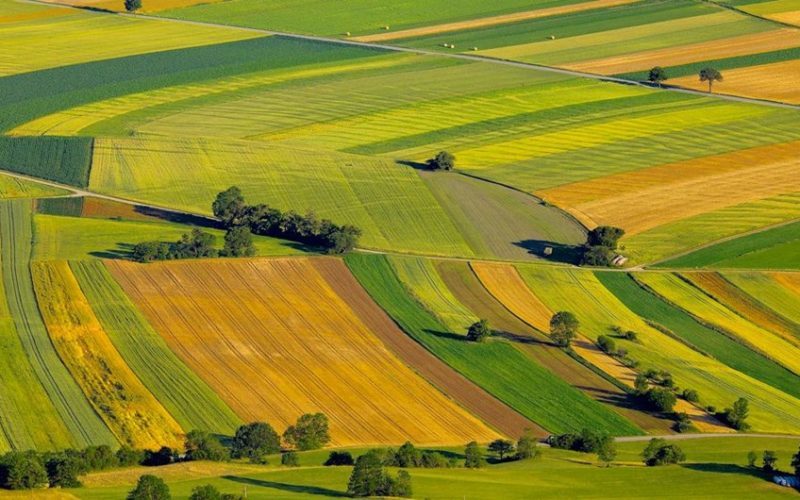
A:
[352, 0, 638, 42]
[39, 0, 222, 13]
[538, 141, 800, 232]
[0, 7, 258, 76]
[31, 261, 184, 449]
[566, 29, 800, 75]
[107, 257, 499, 446]
[636, 272, 800, 376]
[669, 60, 800, 105]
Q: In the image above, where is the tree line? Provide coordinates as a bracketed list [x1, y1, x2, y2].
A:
[132, 227, 255, 263]
[212, 187, 361, 254]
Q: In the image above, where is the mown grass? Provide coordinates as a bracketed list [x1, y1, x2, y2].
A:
[597, 272, 800, 400]
[0, 200, 115, 448]
[71, 260, 242, 436]
[516, 265, 800, 433]
[345, 253, 641, 436]
[658, 220, 800, 269]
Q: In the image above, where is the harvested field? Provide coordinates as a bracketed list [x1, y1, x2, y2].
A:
[669, 60, 800, 105]
[32, 261, 184, 449]
[635, 272, 800, 377]
[352, 0, 639, 42]
[566, 29, 800, 75]
[73, 261, 241, 435]
[439, 260, 669, 433]
[0, 200, 115, 447]
[312, 257, 531, 438]
[107, 257, 496, 446]
[347, 254, 638, 436]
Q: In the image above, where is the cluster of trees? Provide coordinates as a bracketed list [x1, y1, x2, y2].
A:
[596, 332, 637, 368]
[347, 451, 412, 497]
[550, 311, 579, 348]
[226, 414, 331, 464]
[426, 151, 456, 171]
[647, 65, 723, 93]
[467, 319, 492, 342]
[212, 187, 361, 254]
[633, 368, 679, 414]
[642, 438, 685, 467]
[465, 432, 542, 468]
[580, 226, 625, 266]
[132, 227, 255, 263]
[548, 429, 616, 465]
[716, 397, 750, 431]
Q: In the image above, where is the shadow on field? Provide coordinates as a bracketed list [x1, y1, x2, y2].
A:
[397, 160, 430, 171]
[133, 205, 223, 229]
[425, 329, 468, 341]
[222, 476, 348, 497]
[492, 330, 552, 346]
[681, 463, 773, 481]
[514, 240, 583, 264]
[90, 243, 136, 260]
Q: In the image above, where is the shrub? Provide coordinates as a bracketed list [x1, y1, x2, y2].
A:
[190, 484, 222, 500]
[642, 439, 685, 466]
[682, 389, 699, 403]
[548, 429, 610, 454]
[324, 451, 354, 466]
[644, 387, 677, 413]
[673, 413, 695, 433]
[143, 447, 175, 467]
[426, 151, 455, 171]
[393, 442, 420, 468]
[516, 432, 541, 461]
[117, 446, 146, 467]
[281, 452, 299, 467]
[747, 450, 758, 468]
[719, 398, 750, 431]
[347, 451, 411, 497]
[128, 475, 170, 500]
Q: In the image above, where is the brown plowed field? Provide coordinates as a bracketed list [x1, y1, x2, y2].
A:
[107, 257, 498, 446]
[313, 257, 536, 438]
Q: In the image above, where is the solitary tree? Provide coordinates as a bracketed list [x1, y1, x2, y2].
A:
[597, 438, 617, 467]
[550, 311, 579, 348]
[747, 450, 759, 468]
[232, 422, 281, 462]
[516, 431, 541, 460]
[124, 0, 142, 12]
[426, 151, 456, 171]
[722, 397, 750, 430]
[467, 319, 491, 342]
[283, 413, 330, 451]
[464, 441, 485, 468]
[699, 67, 723, 93]
[488, 439, 515, 461]
[128, 475, 170, 500]
[763, 450, 778, 472]
[648, 66, 668, 86]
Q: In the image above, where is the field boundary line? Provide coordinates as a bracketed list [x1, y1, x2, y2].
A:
[616, 432, 800, 442]
[15, 0, 800, 111]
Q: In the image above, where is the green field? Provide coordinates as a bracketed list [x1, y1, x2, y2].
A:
[597, 272, 800, 401]
[725, 272, 800, 327]
[0, 136, 92, 187]
[0, 200, 115, 448]
[70, 260, 242, 435]
[0, 173, 68, 200]
[346, 253, 641, 435]
[659, 220, 800, 269]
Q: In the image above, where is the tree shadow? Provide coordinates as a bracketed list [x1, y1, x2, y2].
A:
[424, 329, 467, 342]
[681, 463, 772, 481]
[89, 242, 136, 260]
[221, 476, 348, 497]
[132, 205, 223, 230]
[513, 240, 583, 264]
[397, 160, 431, 171]
[492, 330, 551, 346]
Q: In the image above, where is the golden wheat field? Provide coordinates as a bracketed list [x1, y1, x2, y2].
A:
[106, 257, 499, 447]
[669, 60, 800, 104]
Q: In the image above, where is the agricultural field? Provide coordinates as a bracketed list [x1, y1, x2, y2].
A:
[0, 173, 68, 199]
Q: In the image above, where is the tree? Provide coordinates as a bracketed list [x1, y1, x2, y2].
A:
[221, 226, 255, 257]
[466, 319, 491, 342]
[393, 470, 413, 497]
[426, 151, 455, 171]
[682, 389, 699, 403]
[394, 442, 420, 468]
[212, 186, 245, 226]
[587, 226, 625, 249]
[1, 451, 48, 490]
[82, 445, 117, 470]
[128, 475, 170, 500]
[117, 446, 146, 467]
[763, 450, 778, 472]
[324, 224, 361, 254]
[185, 430, 229, 462]
[791, 446, 800, 476]
[232, 422, 281, 462]
[597, 335, 616, 354]
[673, 412, 695, 433]
[516, 431, 540, 460]
[722, 397, 750, 430]
[747, 450, 758, 468]
[143, 447, 175, 467]
[347, 452, 385, 497]
[124, 0, 141, 12]
[642, 439, 685, 466]
[283, 413, 330, 451]
[699, 67, 723, 93]
[464, 441, 485, 468]
[648, 66, 668, 86]
[324, 451, 354, 466]
[420, 451, 449, 468]
[580, 245, 614, 266]
[189, 484, 222, 500]
[597, 438, 616, 467]
[644, 387, 677, 413]
[46, 454, 83, 488]
[281, 452, 299, 467]
[488, 439, 515, 461]
[550, 311, 579, 348]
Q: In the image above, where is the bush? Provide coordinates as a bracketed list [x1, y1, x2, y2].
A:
[548, 429, 610, 454]
[622, 330, 638, 341]
[347, 451, 411, 497]
[393, 442, 420, 468]
[673, 413, 695, 433]
[324, 451, 354, 466]
[281, 452, 299, 467]
[128, 475, 170, 500]
[426, 151, 455, 171]
[682, 389, 699, 403]
[132, 229, 218, 262]
[642, 439, 685, 466]
[190, 484, 222, 500]
[763, 450, 778, 472]
[516, 432, 541, 461]
[117, 446, 146, 467]
[719, 398, 750, 431]
[45, 455, 83, 488]
[747, 450, 758, 468]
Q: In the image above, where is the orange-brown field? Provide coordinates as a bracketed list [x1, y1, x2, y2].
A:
[107, 257, 499, 447]
[566, 29, 800, 75]
[669, 60, 800, 104]
[538, 141, 800, 233]
[352, 0, 638, 42]
[32, 261, 184, 449]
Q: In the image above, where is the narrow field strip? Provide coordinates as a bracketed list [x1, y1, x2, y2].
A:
[352, 0, 639, 42]
[0, 172, 68, 199]
[72, 260, 242, 435]
[0, 200, 114, 447]
[107, 257, 497, 446]
[32, 261, 184, 449]
[312, 257, 533, 438]
[517, 266, 800, 433]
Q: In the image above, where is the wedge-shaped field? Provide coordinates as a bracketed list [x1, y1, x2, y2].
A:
[0, 200, 115, 447]
[107, 257, 497, 446]
[726, 272, 800, 329]
[349, 253, 640, 435]
[72, 261, 241, 435]
[635, 272, 800, 376]
[0, 1, 259, 76]
[741, 0, 800, 25]
[660, 220, 800, 270]
[32, 261, 184, 449]
[0, 172, 68, 199]
[0, 204, 73, 451]
[598, 272, 800, 402]
[449, 261, 670, 433]
[516, 266, 800, 433]
[89, 137, 472, 256]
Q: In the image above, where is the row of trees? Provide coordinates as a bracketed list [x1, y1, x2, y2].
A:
[132, 227, 255, 263]
[647, 66, 724, 93]
[212, 187, 361, 254]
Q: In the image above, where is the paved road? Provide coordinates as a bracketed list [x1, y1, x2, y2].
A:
[22, 0, 800, 111]
[616, 433, 800, 443]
